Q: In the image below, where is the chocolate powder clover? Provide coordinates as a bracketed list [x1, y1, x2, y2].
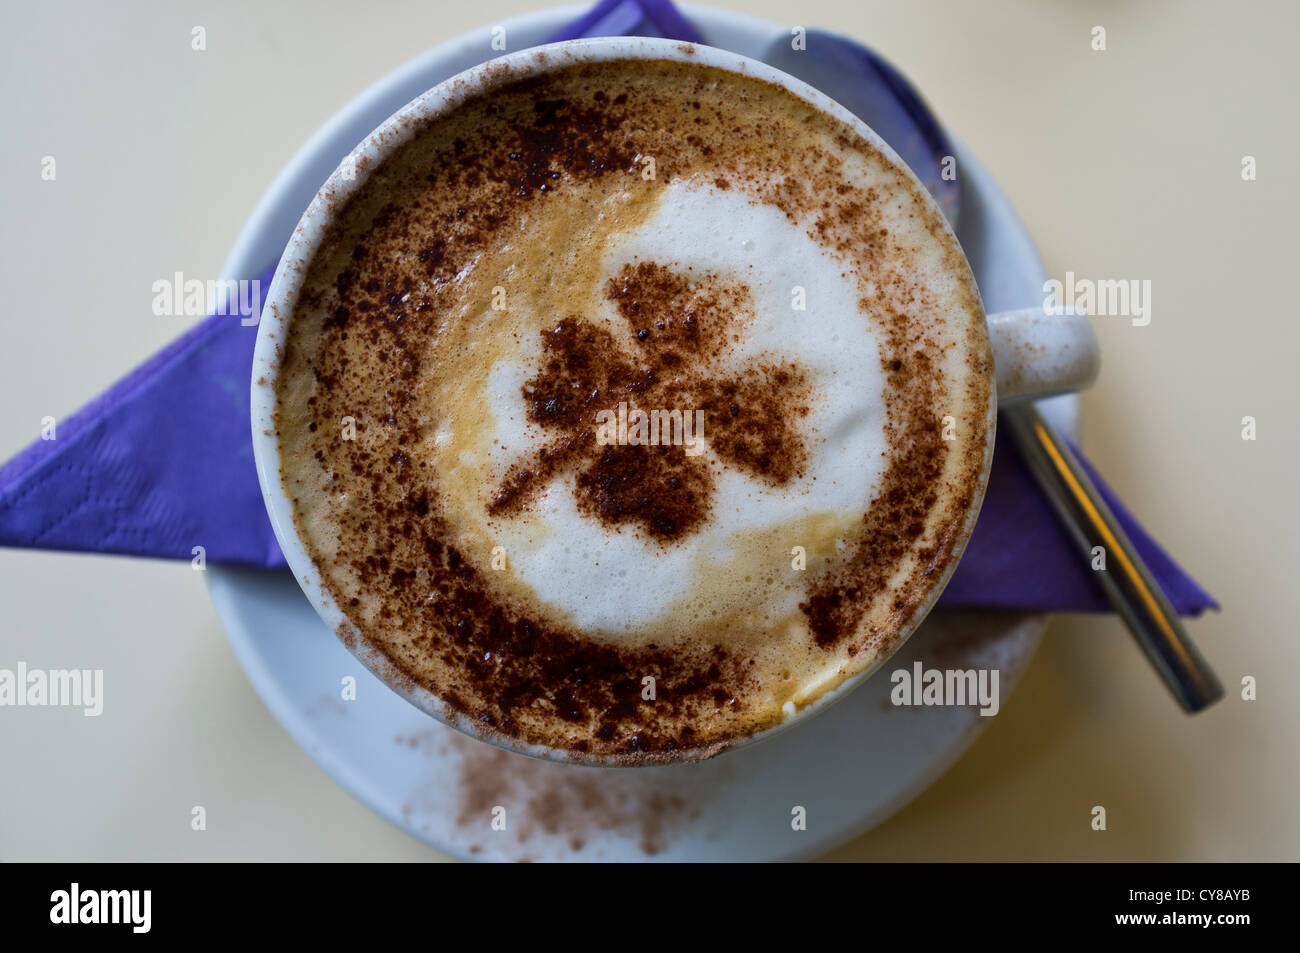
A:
[487, 261, 812, 541]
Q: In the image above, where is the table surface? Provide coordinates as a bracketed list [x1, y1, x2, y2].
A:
[1, 0, 1296, 862]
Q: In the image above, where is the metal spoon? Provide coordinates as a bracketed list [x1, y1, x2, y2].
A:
[761, 29, 1222, 712]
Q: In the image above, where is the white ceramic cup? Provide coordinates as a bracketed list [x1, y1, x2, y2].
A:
[251, 36, 1099, 765]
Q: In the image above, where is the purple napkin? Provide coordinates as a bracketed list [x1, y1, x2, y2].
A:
[0, 0, 1216, 616]
[0, 264, 280, 568]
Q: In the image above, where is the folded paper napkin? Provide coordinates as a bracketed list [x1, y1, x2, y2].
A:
[0, 0, 1216, 616]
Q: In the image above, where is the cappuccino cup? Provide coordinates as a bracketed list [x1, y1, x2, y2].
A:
[252, 37, 1098, 765]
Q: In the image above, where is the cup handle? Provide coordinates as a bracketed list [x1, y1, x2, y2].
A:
[986, 308, 1100, 401]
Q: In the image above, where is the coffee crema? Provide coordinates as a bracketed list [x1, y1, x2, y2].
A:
[273, 55, 993, 763]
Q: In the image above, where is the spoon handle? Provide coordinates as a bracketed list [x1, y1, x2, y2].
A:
[1000, 404, 1224, 713]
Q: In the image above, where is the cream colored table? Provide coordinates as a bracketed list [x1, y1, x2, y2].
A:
[1, 0, 1295, 861]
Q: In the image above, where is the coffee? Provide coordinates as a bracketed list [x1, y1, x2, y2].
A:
[274, 55, 992, 763]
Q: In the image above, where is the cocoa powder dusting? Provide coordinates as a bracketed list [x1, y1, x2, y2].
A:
[275, 58, 992, 762]
[489, 261, 810, 541]
[427, 732, 703, 857]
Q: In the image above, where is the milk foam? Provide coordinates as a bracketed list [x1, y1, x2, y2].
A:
[483, 179, 888, 635]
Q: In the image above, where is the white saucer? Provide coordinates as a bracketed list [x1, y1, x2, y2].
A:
[209, 4, 1079, 862]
